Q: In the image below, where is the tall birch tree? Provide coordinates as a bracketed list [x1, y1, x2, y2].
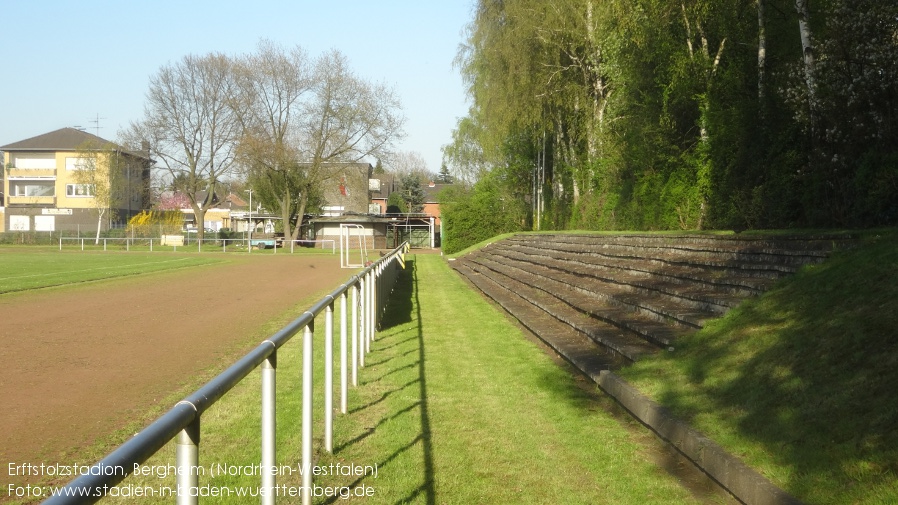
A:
[71, 142, 125, 244]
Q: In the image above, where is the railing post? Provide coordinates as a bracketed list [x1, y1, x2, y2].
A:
[365, 268, 377, 352]
[301, 320, 314, 505]
[325, 300, 334, 453]
[359, 276, 367, 367]
[378, 263, 385, 323]
[352, 280, 360, 382]
[176, 414, 200, 505]
[340, 290, 348, 414]
[261, 348, 277, 505]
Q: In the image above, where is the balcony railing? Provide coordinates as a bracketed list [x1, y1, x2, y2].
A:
[5, 167, 56, 177]
[7, 195, 56, 206]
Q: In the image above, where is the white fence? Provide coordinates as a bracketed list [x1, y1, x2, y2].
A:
[57, 237, 336, 254]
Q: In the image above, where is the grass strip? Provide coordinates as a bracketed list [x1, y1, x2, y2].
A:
[618, 230, 898, 505]
[313, 254, 702, 504]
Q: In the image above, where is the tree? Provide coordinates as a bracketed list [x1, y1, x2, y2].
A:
[155, 191, 192, 211]
[399, 172, 426, 213]
[296, 49, 404, 234]
[125, 52, 241, 241]
[386, 191, 407, 214]
[440, 167, 528, 254]
[236, 45, 405, 240]
[71, 141, 126, 244]
[442, 110, 490, 185]
[388, 150, 431, 180]
[794, 0, 816, 107]
[233, 40, 314, 241]
[436, 163, 454, 184]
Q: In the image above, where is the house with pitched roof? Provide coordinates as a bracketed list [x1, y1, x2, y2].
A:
[1, 128, 152, 233]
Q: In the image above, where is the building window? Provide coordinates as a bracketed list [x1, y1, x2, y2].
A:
[11, 181, 55, 197]
[66, 184, 95, 197]
[35, 215, 55, 232]
[65, 157, 91, 170]
[9, 215, 30, 231]
[13, 156, 55, 169]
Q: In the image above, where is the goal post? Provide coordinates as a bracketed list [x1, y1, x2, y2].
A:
[339, 224, 368, 268]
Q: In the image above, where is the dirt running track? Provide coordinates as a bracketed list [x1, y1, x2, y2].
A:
[0, 254, 346, 480]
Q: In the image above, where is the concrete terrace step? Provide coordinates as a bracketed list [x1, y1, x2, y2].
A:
[472, 254, 710, 333]
[503, 235, 818, 277]
[468, 256, 692, 347]
[489, 247, 744, 314]
[452, 263, 631, 371]
[452, 233, 851, 366]
[495, 241, 777, 295]
[456, 261, 659, 362]
[522, 233, 848, 261]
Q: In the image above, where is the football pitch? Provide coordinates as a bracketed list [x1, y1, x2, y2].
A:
[0, 249, 347, 484]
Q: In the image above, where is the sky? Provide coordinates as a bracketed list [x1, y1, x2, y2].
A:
[0, 0, 474, 175]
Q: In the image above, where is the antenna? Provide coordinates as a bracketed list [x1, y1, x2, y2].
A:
[88, 113, 107, 136]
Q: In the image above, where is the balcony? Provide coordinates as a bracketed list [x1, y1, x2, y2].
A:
[8, 195, 56, 206]
[5, 167, 56, 178]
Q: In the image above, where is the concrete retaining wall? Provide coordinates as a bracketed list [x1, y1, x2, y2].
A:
[594, 370, 804, 505]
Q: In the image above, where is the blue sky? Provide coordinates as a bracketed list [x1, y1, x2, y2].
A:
[0, 0, 473, 174]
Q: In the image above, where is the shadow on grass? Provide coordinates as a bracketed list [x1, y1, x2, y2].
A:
[325, 258, 435, 505]
[624, 233, 898, 504]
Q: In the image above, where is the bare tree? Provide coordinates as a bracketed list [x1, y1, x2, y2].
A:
[234, 40, 314, 240]
[239, 46, 405, 240]
[297, 50, 405, 229]
[387, 150, 431, 180]
[124, 53, 241, 241]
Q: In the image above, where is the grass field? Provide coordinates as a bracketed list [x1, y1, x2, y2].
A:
[57, 254, 720, 505]
[0, 246, 339, 294]
[0, 249, 224, 294]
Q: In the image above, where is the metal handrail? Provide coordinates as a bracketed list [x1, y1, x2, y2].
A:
[44, 242, 410, 505]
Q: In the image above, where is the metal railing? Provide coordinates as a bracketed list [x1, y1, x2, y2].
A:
[44, 242, 410, 505]
[56, 237, 337, 254]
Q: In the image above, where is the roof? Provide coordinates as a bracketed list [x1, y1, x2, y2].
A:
[309, 214, 395, 224]
[370, 173, 397, 199]
[0, 127, 151, 160]
[423, 182, 457, 203]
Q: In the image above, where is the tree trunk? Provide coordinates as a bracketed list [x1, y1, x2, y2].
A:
[277, 193, 291, 242]
[757, 0, 767, 103]
[193, 206, 207, 242]
[293, 193, 308, 241]
[795, 0, 816, 103]
[94, 209, 106, 245]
